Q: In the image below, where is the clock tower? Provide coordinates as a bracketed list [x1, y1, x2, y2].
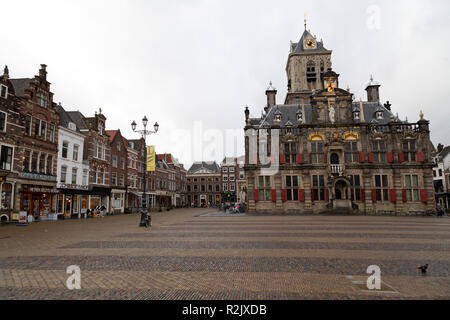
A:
[285, 25, 332, 105]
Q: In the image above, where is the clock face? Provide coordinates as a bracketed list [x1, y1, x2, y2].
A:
[304, 38, 316, 49]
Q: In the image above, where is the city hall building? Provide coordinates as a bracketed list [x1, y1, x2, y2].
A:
[244, 25, 435, 215]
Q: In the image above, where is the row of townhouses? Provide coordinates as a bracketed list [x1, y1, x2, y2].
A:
[0, 64, 186, 222]
[185, 157, 247, 207]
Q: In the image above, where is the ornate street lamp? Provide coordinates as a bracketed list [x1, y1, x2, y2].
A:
[131, 116, 159, 226]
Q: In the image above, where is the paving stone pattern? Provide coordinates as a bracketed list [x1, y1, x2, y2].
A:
[0, 208, 449, 300]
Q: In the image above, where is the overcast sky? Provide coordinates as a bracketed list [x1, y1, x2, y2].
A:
[1, 0, 449, 169]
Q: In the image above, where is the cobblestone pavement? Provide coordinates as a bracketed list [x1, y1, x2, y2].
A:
[0, 208, 449, 300]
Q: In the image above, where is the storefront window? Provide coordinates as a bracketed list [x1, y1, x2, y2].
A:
[81, 196, 88, 212]
[1, 183, 12, 209]
[57, 194, 64, 214]
[21, 194, 31, 215]
[65, 196, 71, 215]
[73, 195, 78, 213]
[40, 194, 51, 215]
[90, 196, 100, 209]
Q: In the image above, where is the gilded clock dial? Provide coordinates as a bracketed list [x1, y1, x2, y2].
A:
[304, 39, 316, 49]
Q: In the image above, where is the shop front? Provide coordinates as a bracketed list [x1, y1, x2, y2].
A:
[111, 189, 126, 213]
[155, 190, 171, 210]
[88, 186, 111, 212]
[127, 190, 141, 212]
[19, 184, 58, 221]
[57, 184, 90, 219]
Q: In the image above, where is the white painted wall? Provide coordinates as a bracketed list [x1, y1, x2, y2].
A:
[56, 125, 89, 187]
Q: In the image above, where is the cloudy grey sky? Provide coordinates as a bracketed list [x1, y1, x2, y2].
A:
[1, 0, 449, 169]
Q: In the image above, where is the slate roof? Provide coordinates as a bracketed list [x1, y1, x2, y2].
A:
[438, 146, 450, 160]
[291, 30, 329, 53]
[66, 111, 88, 130]
[56, 104, 82, 133]
[187, 161, 220, 174]
[251, 101, 395, 127]
[10, 78, 33, 97]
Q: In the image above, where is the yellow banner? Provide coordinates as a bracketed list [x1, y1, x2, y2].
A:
[146, 146, 155, 172]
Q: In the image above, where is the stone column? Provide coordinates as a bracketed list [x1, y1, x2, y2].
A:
[393, 169, 404, 215]
[274, 173, 283, 213]
[303, 170, 313, 214]
[363, 170, 373, 214]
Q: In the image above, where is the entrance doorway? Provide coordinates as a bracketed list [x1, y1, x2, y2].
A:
[334, 180, 348, 200]
[32, 196, 40, 219]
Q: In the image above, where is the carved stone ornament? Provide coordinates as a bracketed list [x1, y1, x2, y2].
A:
[402, 131, 417, 139]
[370, 132, 386, 140]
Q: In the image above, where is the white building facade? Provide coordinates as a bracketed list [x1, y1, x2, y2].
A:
[56, 106, 90, 219]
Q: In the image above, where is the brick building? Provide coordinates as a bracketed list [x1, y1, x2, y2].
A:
[244, 25, 435, 215]
[0, 66, 24, 217]
[10, 65, 60, 220]
[67, 108, 111, 211]
[126, 138, 146, 211]
[106, 130, 127, 213]
[157, 153, 187, 207]
[186, 161, 221, 207]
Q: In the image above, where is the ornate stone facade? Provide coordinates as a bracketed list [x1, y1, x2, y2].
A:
[244, 27, 435, 215]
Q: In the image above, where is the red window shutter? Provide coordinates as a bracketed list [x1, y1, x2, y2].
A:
[402, 189, 407, 202]
[296, 153, 303, 164]
[372, 189, 377, 202]
[368, 152, 374, 163]
[417, 152, 425, 162]
[361, 189, 365, 201]
[386, 152, 394, 163]
[311, 189, 315, 202]
[280, 154, 286, 164]
[358, 152, 365, 163]
[323, 153, 327, 164]
[309, 153, 312, 164]
[399, 152, 405, 163]
[344, 152, 347, 163]
[271, 189, 276, 202]
[420, 189, 428, 203]
[282, 189, 287, 202]
[254, 189, 259, 202]
[325, 189, 329, 201]
[298, 189, 305, 202]
[389, 189, 396, 203]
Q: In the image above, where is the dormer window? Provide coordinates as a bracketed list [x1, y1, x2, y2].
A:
[354, 112, 360, 120]
[0, 84, 7, 99]
[297, 113, 303, 122]
[98, 122, 103, 135]
[68, 122, 76, 131]
[275, 115, 281, 122]
[376, 111, 383, 120]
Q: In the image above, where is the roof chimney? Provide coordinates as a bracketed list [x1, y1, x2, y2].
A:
[365, 75, 380, 103]
[265, 81, 277, 113]
[39, 64, 47, 80]
[2, 65, 9, 80]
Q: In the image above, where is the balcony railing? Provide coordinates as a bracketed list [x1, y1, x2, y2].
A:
[329, 164, 344, 175]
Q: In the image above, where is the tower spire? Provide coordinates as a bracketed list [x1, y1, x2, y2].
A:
[304, 14, 307, 30]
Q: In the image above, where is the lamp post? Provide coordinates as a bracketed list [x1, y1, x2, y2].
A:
[131, 116, 159, 226]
